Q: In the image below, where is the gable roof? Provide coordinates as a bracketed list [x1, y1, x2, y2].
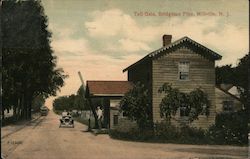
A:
[86, 81, 133, 97]
[216, 86, 241, 102]
[123, 36, 222, 72]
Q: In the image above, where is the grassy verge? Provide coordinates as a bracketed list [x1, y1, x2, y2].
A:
[109, 125, 248, 146]
[74, 116, 96, 128]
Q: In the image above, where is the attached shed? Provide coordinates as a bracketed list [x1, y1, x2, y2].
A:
[85, 81, 133, 128]
[215, 87, 242, 114]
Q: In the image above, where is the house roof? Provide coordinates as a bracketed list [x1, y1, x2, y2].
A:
[123, 36, 222, 72]
[86, 81, 133, 97]
[216, 86, 241, 102]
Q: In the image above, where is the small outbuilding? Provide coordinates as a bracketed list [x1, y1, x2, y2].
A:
[85, 81, 133, 128]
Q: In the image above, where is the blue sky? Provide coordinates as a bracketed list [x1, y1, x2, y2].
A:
[41, 0, 249, 107]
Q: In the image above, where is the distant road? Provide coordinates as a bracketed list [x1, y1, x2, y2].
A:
[1, 111, 248, 159]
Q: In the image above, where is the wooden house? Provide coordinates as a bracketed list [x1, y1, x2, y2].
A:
[84, 35, 242, 130]
[123, 35, 223, 128]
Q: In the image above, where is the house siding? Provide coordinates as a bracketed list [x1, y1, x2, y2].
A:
[152, 47, 216, 129]
[128, 59, 152, 92]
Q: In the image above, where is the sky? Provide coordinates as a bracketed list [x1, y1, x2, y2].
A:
[41, 0, 249, 108]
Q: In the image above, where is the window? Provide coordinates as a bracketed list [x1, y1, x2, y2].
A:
[178, 61, 189, 80]
[110, 99, 121, 108]
[113, 115, 118, 125]
[223, 101, 234, 112]
[180, 104, 189, 116]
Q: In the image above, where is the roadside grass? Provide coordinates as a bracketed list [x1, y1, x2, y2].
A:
[109, 122, 248, 146]
[74, 116, 96, 128]
[109, 126, 210, 145]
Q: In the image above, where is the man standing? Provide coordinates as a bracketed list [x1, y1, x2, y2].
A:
[96, 106, 103, 129]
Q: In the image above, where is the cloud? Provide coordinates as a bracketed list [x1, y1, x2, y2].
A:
[118, 38, 151, 52]
[84, 9, 159, 54]
[85, 9, 248, 66]
[52, 38, 90, 55]
[46, 9, 248, 108]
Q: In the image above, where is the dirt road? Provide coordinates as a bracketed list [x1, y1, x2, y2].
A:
[1, 111, 248, 159]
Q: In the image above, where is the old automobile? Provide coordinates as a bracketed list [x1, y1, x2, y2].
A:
[40, 106, 48, 116]
[59, 113, 74, 128]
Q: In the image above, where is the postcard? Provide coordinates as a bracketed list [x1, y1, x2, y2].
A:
[1, 0, 249, 158]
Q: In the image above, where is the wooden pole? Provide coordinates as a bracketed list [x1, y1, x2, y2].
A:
[78, 71, 98, 129]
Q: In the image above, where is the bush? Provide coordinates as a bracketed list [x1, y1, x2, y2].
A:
[178, 126, 207, 144]
[109, 128, 154, 142]
[207, 110, 248, 145]
[110, 122, 207, 144]
[110, 111, 248, 145]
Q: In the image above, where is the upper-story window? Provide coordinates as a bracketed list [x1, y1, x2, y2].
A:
[178, 61, 190, 80]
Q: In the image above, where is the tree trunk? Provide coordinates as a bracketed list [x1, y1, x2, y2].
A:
[2, 107, 4, 121]
[20, 93, 26, 120]
[27, 99, 32, 120]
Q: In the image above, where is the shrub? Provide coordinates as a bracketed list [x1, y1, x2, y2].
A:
[207, 110, 248, 145]
[120, 82, 152, 130]
[110, 122, 207, 144]
[109, 128, 154, 141]
[178, 126, 207, 144]
[110, 111, 248, 145]
[154, 122, 180, 141]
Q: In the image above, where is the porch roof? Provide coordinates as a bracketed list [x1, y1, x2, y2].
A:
[86, 81, 133, 97]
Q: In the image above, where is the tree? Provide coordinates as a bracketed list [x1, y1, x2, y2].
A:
[234, 54, 250, 118]
[120, 82, 152, 130]
[158, 83, 210, 125]
[53, 96, 69, 111]
[53, 86, 90, 112]
[76, 85, 89, 110]
[31, 95, 45, 112]
[215, 65, 235, 85]
[2, 0, 67, 120]
[215, 53, 250, 119]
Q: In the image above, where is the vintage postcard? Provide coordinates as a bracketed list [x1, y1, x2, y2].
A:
[1, 0, 249, 158]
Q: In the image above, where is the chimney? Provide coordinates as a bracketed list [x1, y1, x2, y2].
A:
[162, 34, 172, 47]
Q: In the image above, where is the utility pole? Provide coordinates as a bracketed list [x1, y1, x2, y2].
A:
[78, 71, 85, 91]
[78, 71, 98, 130]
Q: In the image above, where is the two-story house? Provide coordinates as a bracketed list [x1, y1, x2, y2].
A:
[85, 34, 242, 130]
[123, 35, 222, 128]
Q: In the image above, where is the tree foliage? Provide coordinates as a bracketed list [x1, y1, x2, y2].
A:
[158, 83, 210, 124]
[53, 86, 89, 111]
[215, 65, 235, 85]
[31, 95, 45, 112]
[215, 53, 250, 118]
[234, 54, 250, 117]
[2, 0, 67, 120]
[120, 82, 152, 130]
